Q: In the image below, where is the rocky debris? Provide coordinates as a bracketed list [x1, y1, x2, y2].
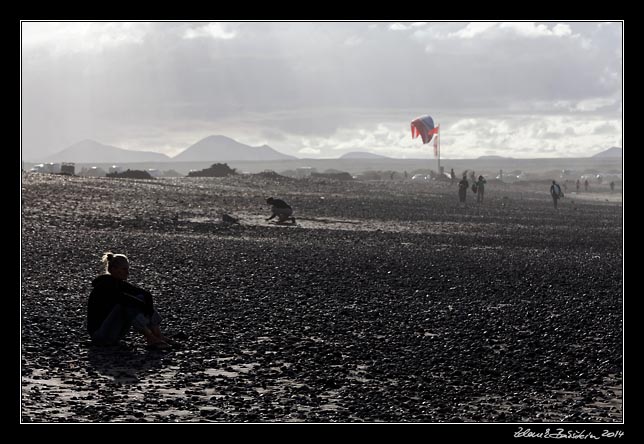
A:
[221, 214, 240, 225]
[106, 169, 154, 180]
[20, 173, 622, 423]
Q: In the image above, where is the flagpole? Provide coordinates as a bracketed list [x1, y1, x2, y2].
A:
[437, 124, 441, 175]
[434, 124, 441, 175]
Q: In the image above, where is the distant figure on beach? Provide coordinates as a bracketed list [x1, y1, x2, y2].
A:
[550, 180, 563, 209]
[584, 179, 589, 192]
[404, 171, 408, 179]
[610, 181, 615, 193]
[576, 179, 580, 193]
[476, 175, 487, 203]
[266, 197, 296, 224]
[469, 170, 476, 183]
[458, 175, 469, 206]
[87, 252, 173, 349]
[450, 168, 456, 186]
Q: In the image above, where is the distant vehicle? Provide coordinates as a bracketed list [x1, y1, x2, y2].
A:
[579, 174, 597, 182]
[411, 174, 428, 181]
[498, 170, 522, 183]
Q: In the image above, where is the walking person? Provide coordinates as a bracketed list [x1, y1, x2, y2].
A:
[476, 175, 487, 203]
[550, 180, 563, 209]
[458, 174, 469, 207]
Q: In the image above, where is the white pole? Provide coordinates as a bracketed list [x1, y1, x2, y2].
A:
[437, 124, 441, 174]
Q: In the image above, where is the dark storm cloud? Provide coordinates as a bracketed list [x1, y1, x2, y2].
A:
[21, 21, 622, 160]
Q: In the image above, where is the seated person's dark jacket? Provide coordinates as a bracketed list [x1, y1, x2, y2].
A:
[271, 199, 291, 209]
[87, 274, 154, 335]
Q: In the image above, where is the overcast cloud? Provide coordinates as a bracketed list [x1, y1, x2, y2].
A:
[21, 21, 622, 161]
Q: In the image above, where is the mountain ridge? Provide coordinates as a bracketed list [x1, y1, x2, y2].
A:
[172, 135, 297, 162]
[39, 136, 297, 163]
[44, 139, 171, 163]
[339, 151, 390, 159]
[592, 147, 622, 158]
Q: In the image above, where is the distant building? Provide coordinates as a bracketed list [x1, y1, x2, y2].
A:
[43, 163, 61, 174]
[60, 162, 75, 175]
[81, 166, 107, 177]
[296, 166, 315, 178]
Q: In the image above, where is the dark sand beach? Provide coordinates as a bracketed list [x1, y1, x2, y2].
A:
[21, 172, 622, 423]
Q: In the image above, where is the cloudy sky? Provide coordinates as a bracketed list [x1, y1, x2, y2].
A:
[21, 21, 622, 161]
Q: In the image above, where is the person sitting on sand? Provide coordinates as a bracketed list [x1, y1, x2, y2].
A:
[87, 252, 173, 349]
[265, 197, 296, 224]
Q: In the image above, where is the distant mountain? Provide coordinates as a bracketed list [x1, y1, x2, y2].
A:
[339, 151, 390, 159]
[592, 147, 622, 158]
[44, 139, 171, 163]
[477, 155, 514, 160]
[173, 135, 297, 162]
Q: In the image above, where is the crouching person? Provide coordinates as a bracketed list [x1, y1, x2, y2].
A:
[87, 252, 172, 350]
[265, 197, 296, 224]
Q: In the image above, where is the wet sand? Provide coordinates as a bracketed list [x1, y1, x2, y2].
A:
[21, 172, 623, 423]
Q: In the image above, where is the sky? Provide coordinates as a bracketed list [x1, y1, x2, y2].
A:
[21, 21, 623, 161]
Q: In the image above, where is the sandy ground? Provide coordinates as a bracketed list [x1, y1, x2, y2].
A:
[21, 172, 623, 423]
